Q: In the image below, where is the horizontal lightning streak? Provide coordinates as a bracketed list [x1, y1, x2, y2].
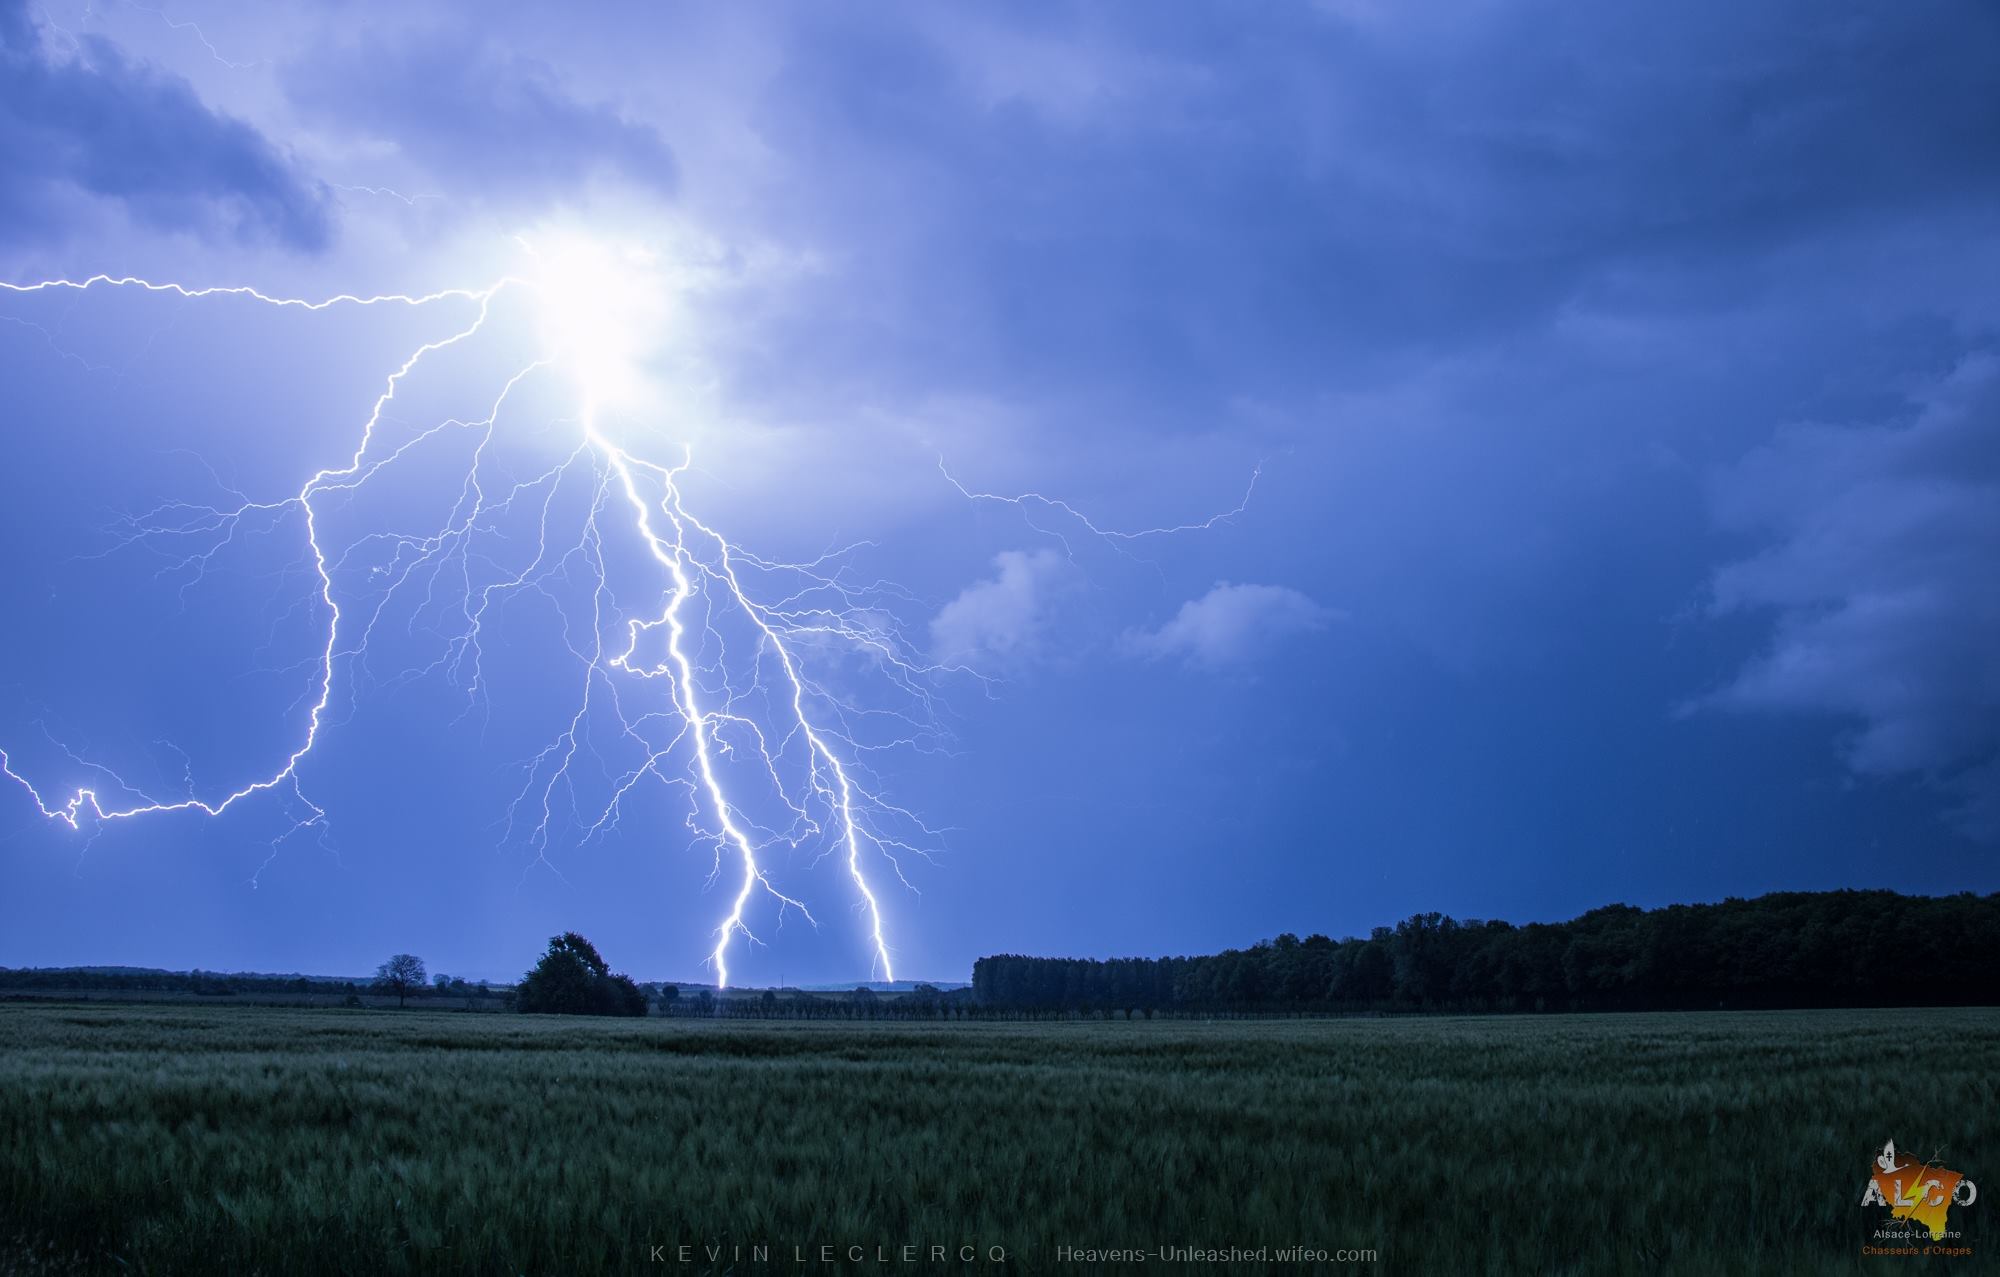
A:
[0, 277, 505, 311]
[937, 457, 1261, 557]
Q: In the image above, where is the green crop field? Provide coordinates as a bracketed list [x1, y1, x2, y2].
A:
[1, 1004, 1992, 1274]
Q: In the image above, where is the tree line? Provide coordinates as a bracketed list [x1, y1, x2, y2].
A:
[972, 890, 2000, 1016]
[13, 890, 1993, 1019]
[0, 964, 499, 1003]
[650, 984, 967, 1019]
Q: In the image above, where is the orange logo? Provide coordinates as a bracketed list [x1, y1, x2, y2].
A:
[1862, 1140, 1978, 1252]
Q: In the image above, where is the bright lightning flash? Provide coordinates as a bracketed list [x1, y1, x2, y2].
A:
[520, 233, 667, 414]
[0, 239, 954, 986]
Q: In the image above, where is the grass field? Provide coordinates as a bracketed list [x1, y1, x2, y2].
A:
[1, 1004, 1993, 1274]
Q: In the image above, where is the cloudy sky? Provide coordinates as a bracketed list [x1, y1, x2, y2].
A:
[1, 0, 1994, 984]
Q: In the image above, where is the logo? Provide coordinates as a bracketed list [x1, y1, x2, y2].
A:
[1861, 1140, 1978, 1255]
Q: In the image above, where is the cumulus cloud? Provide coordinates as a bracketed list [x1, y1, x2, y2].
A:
[0, 0, 330, 249]
[1698, 354, 2000, 838]
[929, 549, 1072, 667]
[1126, 582, 1336, 669]
[284, 29, 676, 202]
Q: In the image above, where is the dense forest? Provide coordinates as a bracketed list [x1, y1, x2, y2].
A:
[973, 890, 2000, 1015]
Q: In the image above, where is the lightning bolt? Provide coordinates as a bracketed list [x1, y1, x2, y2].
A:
[122, 0, 265, 71]
[1, 248, 1254, 990]
[938, 457, 1261, 561]
[329, 183, 444, 208]
[0, 262, 950, 987]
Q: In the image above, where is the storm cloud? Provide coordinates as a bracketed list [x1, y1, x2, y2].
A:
[1702, 356, 2000, 838]
[284, 28, 677, 204]
[0, 0, 329, 250]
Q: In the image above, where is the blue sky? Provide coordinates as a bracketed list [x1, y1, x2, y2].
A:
[1, 0, 1995, 984]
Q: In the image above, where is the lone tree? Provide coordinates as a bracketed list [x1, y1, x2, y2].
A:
[516, 932, 647, 1016]
[374, 954, 426, 1008]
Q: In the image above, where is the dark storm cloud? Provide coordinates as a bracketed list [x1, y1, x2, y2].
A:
[1701, 356, 2000, 839]
[711, 2, 2000, 857]
[0, 0, 331, 250]
[726, 2, 2000, 408]
[283, 29, 676, 202]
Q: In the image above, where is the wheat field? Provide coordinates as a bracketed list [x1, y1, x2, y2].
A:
[1, 1004, 1993, 1273]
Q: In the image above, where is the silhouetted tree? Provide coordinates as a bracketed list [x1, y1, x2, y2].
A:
[602, 972, 648, 1016]
[516, 932, 647, 1016]
[374, 954, 425, 1008]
